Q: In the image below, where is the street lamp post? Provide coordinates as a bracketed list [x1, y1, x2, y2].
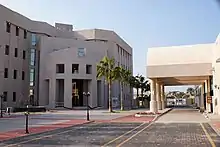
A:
[25, 105, 29, 134]
[0, 94, 4, 118]
[83, 92, 90, 121]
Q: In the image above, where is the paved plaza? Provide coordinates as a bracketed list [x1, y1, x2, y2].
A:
[0, 108, 219, 147]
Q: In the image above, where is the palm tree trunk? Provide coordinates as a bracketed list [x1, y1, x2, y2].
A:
[108, 81, 112, 112]
[141, 89, 144, 107]
[130, 86, 132, 109]
[120, 82, 124, 111]
[136, 88, 139, 108]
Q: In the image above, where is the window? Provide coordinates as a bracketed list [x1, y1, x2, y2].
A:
[16, 26, 19, 36]
[30, 68, 35, 86]
[22, 71, 25, 80]
[31, 34, 37, 46]
[72, 64, 79, 74]
[6, 22, 10, 33]
[3, 92, 7, 102]
[14, 48, 18, 57]
[13, 70, 17, 79]
[13, 92, 16, 102]
[56, 64, 65, 73]
[30, 49, 36, 66]
[86, 65, 92, 74]
[77, 48, 86, 57]
[24, 30, 27, 39]
[23, 50, 26, 59]
[5, 45, 9, 55]
[4, 68, 8, 78]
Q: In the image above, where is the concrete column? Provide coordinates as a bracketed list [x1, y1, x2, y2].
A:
[49, 78, 56, 108]
[205, 79, 212, 113]
[161, 85, 165, 109]
[156, 82, 162, 110]
[200, 84, 204, 109]
[150, 79, 158, 113]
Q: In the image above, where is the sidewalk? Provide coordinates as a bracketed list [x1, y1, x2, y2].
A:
[0, 119, 90, 141]
[205, 113, 220, 135]
[96, 108, 172, 123]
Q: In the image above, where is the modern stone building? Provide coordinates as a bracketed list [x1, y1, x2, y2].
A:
[146, 34, 220, 115]
[0, 4, 133, 109]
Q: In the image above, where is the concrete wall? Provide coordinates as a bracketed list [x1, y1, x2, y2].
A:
[0, 4, 134, 109]
[147, 44, 213, 78]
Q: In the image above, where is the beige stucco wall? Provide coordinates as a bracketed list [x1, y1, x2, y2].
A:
[0, 4, 134, 109]
[39, 34, 133, 108]
[147, 44, 214, 78]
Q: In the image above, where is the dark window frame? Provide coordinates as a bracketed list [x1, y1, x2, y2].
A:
[16, 26, 19, 36]
[3, 91, 7, 102]
[13, 92, 16, 102]
[14, 48, 18, 57]
[5, 45, 9, 55]
[4, 68, 8, 78]
[24, 30, 27, 39]
[22, 71, 25, 80]
[23, 50, 26, 59]
[6, 22, 11, 33]
[13, 70, 17, 79]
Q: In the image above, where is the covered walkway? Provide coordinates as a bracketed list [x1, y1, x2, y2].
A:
[146, 44, 214, 113]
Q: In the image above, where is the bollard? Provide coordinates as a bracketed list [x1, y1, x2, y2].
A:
[25, 112, 29, 134]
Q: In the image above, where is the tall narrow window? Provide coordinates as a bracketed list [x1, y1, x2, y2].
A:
[5, 45, 9, 55]
[13, 92, 16, 102]
[30, 68, 35, 86]
[86, 65, 92, 74]
[72, 64, 79, 74]
[13, 70, 17, 79]
[30, 49, 36, 66]
[3, 92, 7, 102]
[23, 50, 26, 59]
[24, 30, 27, 39]
[4, 68, 8, 78]
[16, 26, 19, 36]
[22, 71, 25, 80]
[14, 48, 18, 57]
[32, 34, 37, 46]
[6, 22, 10, 33]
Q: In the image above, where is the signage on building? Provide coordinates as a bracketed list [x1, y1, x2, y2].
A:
[78, 48, 86, 57]
[207, 96, 212, 104]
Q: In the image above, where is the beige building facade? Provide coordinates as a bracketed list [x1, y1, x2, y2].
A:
[0, 4, 133, 109]
[146, 35, 220, 114]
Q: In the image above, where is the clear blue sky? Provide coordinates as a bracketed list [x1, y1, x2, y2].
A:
[1, 0, 220, 92]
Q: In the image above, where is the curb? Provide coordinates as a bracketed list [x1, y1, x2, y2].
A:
[152, 108, 173, 122]
[201, 112, 220, 136]
[0, 120, 94, 143]
[208, 122, 220, 137]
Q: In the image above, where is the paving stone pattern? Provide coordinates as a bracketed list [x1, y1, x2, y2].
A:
[121, 123, 214, 147]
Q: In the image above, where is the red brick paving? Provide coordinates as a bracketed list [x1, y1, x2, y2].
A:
[0, 119, 89, 141]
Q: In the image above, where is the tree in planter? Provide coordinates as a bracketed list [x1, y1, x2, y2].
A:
[97, 56, 119, 112]
[115, 67, 131, 111]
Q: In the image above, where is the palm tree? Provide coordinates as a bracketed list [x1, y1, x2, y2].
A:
[115, 67, 131, 110]
[97, 56, 119, 112]
[132, 75, 141, 107]
[128, 75, 136, 109]
[186, 87, 195, 96]
[139, 76, 149, 100]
